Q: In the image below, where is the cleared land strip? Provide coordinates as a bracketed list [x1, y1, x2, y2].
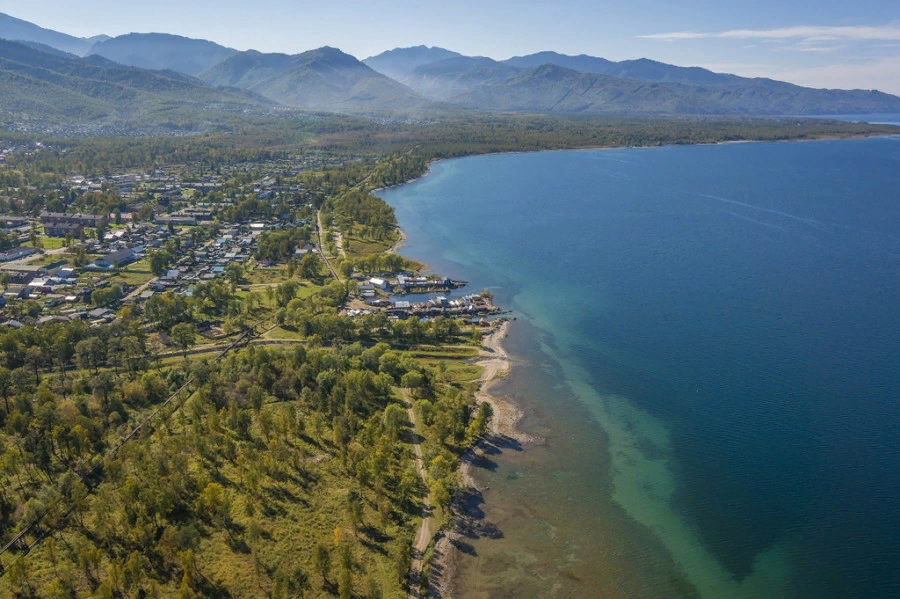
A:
[404, 388, 433, 599]
[315, 209, 340, 281]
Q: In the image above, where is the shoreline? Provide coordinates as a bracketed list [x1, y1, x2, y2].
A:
[387, 226, 408, 254]
[374, 130, 900, 199]
[383, 130, 899, 597]
[427, 320, 541, 598]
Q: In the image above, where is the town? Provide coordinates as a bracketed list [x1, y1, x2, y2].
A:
[0, 155, 501, 338]
[0, 129, 514, 599]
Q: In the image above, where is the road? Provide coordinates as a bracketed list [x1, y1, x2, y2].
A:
[404, 389, 433, 599]
[3, 245, 70, 267]
[315, 209, 340, 281]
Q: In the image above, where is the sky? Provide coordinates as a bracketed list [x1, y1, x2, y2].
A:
[3, 0, 900, 93]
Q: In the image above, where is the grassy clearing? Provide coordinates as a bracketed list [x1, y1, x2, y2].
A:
[22, 235, 67, 250]
[246, 265, 291, 285]
[24, 254, 73, 267]
[108, 268, 154, 286]
[406, 347, 479, 360]
[344, 235, 396, 259]
[264, 326, 308, 340]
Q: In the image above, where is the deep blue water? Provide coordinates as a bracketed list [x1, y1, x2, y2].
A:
[380, 136, 900, 598]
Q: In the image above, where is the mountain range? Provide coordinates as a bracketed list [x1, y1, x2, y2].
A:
[391, 55, 900, 116]
[2, 10, 900, 126]
[88, 33, 238, 76]
[0, 11, 107, 56]
[0, 38, 271, 126]
[198, 47, 437, 114]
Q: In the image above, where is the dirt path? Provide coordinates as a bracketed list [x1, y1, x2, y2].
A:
[335, 230, 346, 258]
[315, 210, 340, 281]
[404, 389, 432, 599]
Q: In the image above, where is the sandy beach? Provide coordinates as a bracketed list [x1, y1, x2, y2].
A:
[426, 319, 540, 597]
[388, 226, 408, 254]
[469, 320, 533, 446]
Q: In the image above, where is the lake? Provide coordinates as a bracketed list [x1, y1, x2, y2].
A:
[378, 135, 900, 599]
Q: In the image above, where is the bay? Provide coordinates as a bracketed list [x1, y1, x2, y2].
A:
[379, 135, 900, 598]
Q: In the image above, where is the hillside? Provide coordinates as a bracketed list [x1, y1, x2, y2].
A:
[363, 45, 461, 81]
[504, 51, 742, 85]
[88, 33, 238, 76]
[448, 64, 715, 114]
[15, 40, 78, 59]
[200, 46, 439, 115]
[0, 39, 272, 127]
[1, 12, 899, 121]
[402, 56, 520, 100]
[409, 60, 900, 115]
[0, 11, 98, 55]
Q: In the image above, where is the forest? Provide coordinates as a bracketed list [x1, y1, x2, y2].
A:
[0, 275, 486, 597]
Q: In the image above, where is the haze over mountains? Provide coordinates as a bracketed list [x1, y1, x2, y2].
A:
[0, 11, 107, 56]
[0, 38, 272, 128]
[88, 33, 238, 76]
[388, 54, 900, 116]
[2, 9, 900, 128]
[199, 46, 437, 114]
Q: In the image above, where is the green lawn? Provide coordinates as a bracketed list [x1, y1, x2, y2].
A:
[108, 269, 155, 286]
[263, 326, 308, 340]
[21, 235, 67, 250]
[344, 236, 395, 258]
[27, 254, 73, 267]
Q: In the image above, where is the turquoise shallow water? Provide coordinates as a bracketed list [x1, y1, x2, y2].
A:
[379, 136, 900, 598]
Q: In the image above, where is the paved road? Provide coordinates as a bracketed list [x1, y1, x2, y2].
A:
[3, 245, 70, 267]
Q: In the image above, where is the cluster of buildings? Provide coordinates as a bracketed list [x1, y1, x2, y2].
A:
[0, 259, 129, 328]
[0, 215, 30, 235]
[0, 145, 375, 332]
[395, 274, 461, 293]
[353, 273, 497, 323]
[148, 225, 261, 293]
[41, 211, 107, 237]
[384, 294, 499, 320]
[356, 273, 464, 301]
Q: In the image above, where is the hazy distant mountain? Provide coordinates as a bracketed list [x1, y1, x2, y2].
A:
[448, 64, 709, 113]
[16, 40, 78, 59]
[0, 11, 99, 55]
[445, 63, 900, 115]
[504, 52, 614, 74]
[88, 33, 238, 76]
[403, 56, 520, 99]
[200, 46, 438, 115]
[1, 12, 898, 121]
[0, 39, 271, 124]
[363, 45, 461, 81]
[504, 51, 741, 85]
[605, 58, 742, 86]
[199, 50, 295, 89]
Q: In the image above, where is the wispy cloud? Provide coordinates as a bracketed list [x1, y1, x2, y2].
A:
[796, 46, 842, 52]
[640, 25, 900, 43]
[775, 56, 900, 94]
[697, 56, 900, 94]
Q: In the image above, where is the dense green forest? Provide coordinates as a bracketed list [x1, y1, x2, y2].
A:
[0, 278, 485, 597]
[5, 114, 897, 177]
